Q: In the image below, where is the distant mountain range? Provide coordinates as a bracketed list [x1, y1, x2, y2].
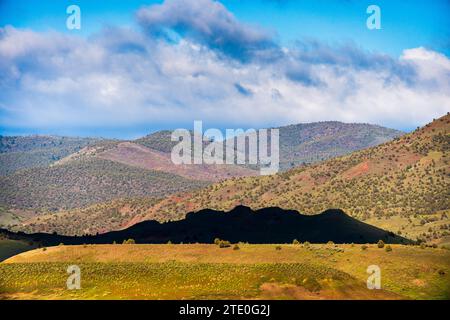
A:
[123, 114, 447, 244]
[0, 121, 402, 229]
[135, 122, 403, 171]
[14, 115, 448, 245]
[0, 206, 410, 245]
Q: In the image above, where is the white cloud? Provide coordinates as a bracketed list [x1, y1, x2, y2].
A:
[0, 2, 449, 137]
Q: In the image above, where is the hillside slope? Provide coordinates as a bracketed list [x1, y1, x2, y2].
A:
[277, 121, 403, 170]
[119, 114, 449, 243]
[7, 198, 161, 235]
[136, 122, 403, 171]
[0, 158, 206, 212]
[10, 116, 446, 238]
[0, 135, 101, 175]
[97, 141, 258, 181]
[0, 121, 408, 235]
[2, 243, 449, 300]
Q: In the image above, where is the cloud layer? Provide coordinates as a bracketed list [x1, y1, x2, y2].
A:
[137, 0, 280, 62]
[1, 0, 449, 137]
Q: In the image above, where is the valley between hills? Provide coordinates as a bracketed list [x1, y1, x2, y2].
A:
[0, 116, 448, 247]
[0, 115, 449, 301]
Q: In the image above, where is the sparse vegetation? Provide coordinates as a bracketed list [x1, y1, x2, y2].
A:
[114, 115, 449, 245]
[218, 240, 231, 248]
[1, 243, 449, 300]
[0, 158, 206, 213]
[3, 116, 448, 243]
[0, 135, 102, 176]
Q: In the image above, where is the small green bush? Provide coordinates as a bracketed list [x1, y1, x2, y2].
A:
[377, 240, 385, 248]
[361, 245, 368, 251]
[385, 245, 392, 252]
[219, 240, 231, 248]
[233, 244, 240, 250]
[275, 246, 282, 250]
[292, 239, 300, 245]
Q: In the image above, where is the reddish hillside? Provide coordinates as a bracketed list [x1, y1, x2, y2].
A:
[124, 114, 450, 242]
[97, 142, 258, 182]
[9, 115, 449, 241]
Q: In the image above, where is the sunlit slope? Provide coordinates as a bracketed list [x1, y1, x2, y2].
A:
[127, 114, 449, 242]
[1, 244, 449, 300]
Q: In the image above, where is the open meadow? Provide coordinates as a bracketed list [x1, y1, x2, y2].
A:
[1, 243, 449, 300]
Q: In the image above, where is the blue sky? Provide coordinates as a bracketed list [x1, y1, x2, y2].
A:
[1, 0, 449, 138]
[2, 0, 449, 56]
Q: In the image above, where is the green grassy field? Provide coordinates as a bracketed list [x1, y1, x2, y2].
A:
[1, 244, 449, 300]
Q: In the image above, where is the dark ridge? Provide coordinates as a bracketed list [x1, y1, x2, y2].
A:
[0, 206, 411, 246]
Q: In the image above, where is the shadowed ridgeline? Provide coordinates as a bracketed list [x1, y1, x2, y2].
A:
[0, 206, 410, 246]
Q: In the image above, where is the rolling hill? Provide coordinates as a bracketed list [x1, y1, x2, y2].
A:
[4, 243, 449, 300]
[135, 130, 175, 153]
[0, 120, 402, 226]
[0, 135, 102, 176]
[29, 114, 446, 242]
[5, 198, 161, 236]
[123, 114, 447, 243]
[276, 121, 403, 170]
[0, 158, 206, 212]
[135, 122, 403, 171]
[97, 141, 258, 181]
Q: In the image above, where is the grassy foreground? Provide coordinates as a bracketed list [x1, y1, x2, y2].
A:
[1, 244, 449, 300]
